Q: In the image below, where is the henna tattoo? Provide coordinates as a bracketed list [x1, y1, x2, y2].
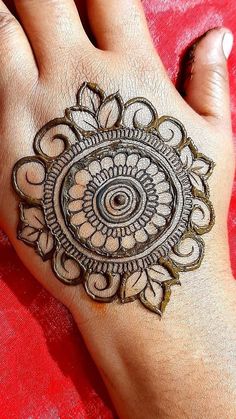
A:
[12, 82, 215, 316]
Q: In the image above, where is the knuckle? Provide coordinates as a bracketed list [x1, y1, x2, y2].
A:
[20, 0, 69, 14]
[206, 63, 229, 86]
[128, 53, 165, 91]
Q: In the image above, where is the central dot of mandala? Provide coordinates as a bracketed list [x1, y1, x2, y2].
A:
[43, 128, 193, 273]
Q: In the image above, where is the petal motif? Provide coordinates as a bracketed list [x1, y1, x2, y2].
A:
[69, 185, 85, 199]
[180, 145, 194, 169]
[144, 222, 158, 235]
[68, 199, 83, 212]
[191, 157, 213, 178]
[121, 235, 136, 249]
[156, 181, 170, 193]
[68, 109, 98, 133]
[105, 237, 120, 252]
[158, 192, 172, 204]
[98, 93, 123, 129]
[147, 265, 172, 282]
[156, 204, 171, 217]
[19, 226, 40, 243]
[137, 157, 151, 171]
[91, 231, 106, 247]
[139, 282, 163, 316]
[21, 205, 45, 229]
[152, 172, 165, 184]
[189, 172, 206, 195]
[101, 156, 114, 170]
[114, 153, 126, 167]
[76, 82, 104, 112]
[126, 153, 139, 167]
[78, 222, 96, 239]
[18, 204, 55, 260]
[38, 231, 54, 258]
[134, 229, 148, 243]
[120, 271, 147, 302]
[152, 214, 166, 227]
[88, 160, 101, 176]
[75, 169, 92, 186]
[146, 163, 159, 176]
[71, 211, 87, 226]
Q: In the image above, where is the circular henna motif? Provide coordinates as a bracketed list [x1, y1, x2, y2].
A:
[43, 128, 192, 273]
[66, 152, 169, 252]
[13, 82, 215, 316]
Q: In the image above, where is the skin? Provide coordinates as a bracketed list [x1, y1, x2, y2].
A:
[0, 0, 235, 417]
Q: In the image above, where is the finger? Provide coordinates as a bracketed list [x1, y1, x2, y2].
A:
[14, 0, 93, 72]
[87, 0, 155, 53]
[0, 1, 37, 87]
[182, 28, 233, 129]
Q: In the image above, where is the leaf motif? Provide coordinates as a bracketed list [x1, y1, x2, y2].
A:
[147, 265, 172, 282]
[76, 82, 104, 113]
[98, 93, 123, 129]
[68, 109, 99, 133]
[20, 204, 45, 230]
[189, 172, 206, 194]
[120, 271, 147, 302]
[180, 145, 194, 169]
[19, 226, 40, 243]
[139, 281, 163, 316]
[37, 231, 54, 259]
[191, 157, 213, 178]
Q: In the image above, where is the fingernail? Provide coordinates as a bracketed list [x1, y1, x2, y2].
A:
[222, 32, 233, 59]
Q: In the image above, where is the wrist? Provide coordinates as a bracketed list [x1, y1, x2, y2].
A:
[71, 266, 236, 418]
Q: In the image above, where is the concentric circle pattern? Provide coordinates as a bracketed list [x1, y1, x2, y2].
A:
[43, 128, 193, 273]
[66, 151, 173, 256]
[12, 82, 215, 315]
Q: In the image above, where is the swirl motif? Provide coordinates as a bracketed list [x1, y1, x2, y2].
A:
[12, 82, 215, 316]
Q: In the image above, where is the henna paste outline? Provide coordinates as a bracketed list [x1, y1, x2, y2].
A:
[12, 82, 215, 316]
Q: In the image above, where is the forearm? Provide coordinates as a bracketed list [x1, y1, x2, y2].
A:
[72, 266, 236, 419]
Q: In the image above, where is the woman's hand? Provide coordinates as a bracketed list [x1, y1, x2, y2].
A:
[0, 1, 235, 417]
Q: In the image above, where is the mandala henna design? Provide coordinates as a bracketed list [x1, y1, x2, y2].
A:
[12, 82, 215, 316]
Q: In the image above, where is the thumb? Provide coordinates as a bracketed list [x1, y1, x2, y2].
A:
[182, 28, 233, 129]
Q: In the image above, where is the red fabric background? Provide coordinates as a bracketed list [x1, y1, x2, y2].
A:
[0, 1, 236, 417]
